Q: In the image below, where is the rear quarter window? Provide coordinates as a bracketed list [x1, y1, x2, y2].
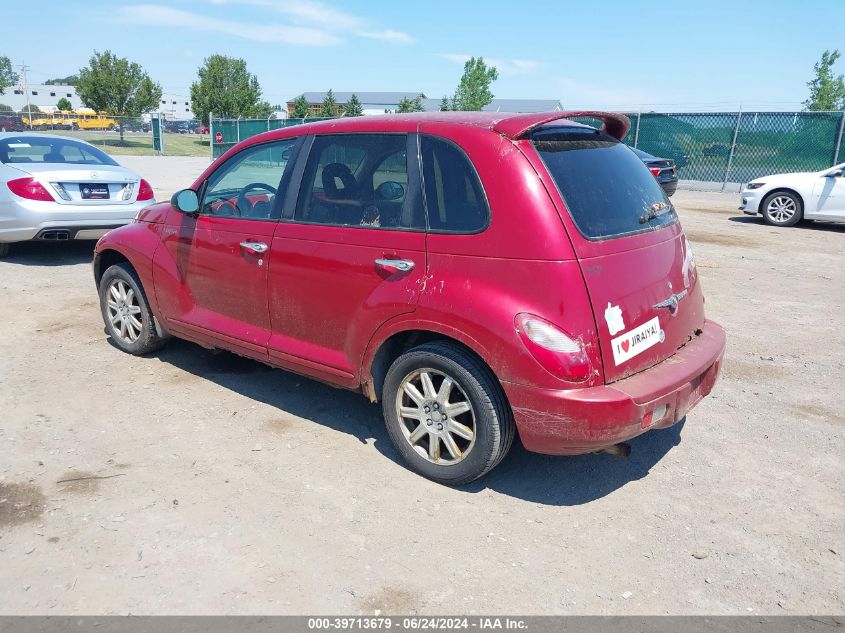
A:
[420, 135, 489, 233]
[531, 126, 676, 240]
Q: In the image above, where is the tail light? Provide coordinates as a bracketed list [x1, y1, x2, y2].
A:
[515, 313, 593, 382]
[137, 179, 155, 201]
[6, 177, 54, 201]
[649, 167, 661, 177]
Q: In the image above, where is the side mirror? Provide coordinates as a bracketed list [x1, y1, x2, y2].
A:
[375, 181, 405, 201]
[171, 189, 199, 214]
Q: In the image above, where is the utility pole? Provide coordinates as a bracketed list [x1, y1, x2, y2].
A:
[19, 63, 32, 129]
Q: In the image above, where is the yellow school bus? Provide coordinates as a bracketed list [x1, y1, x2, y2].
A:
[73, 110, 118, 131]
[20, 112, 54, 128]
[22, 109, 117, 131]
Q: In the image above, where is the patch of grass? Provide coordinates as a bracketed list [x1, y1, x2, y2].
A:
[31, 129, 210, 157]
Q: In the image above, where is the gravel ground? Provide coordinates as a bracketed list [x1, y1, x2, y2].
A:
[0, 158, 843, 615]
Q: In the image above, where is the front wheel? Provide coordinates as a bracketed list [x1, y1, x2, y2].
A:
[99, 263, 168, 355]
[382, 341, 514, 485]
[0, 242, 10, 258]
[762, 191, 802, 227]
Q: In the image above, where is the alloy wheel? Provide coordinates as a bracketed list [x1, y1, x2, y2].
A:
[396, 368, 476, 465]
[766, 195, 797, 224]
[106, 279, 143, 343]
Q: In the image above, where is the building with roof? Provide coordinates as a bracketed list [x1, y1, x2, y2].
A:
[286, 92, 562, 117]
[2, 84, 194, 121]
[3, 84, 81, 113]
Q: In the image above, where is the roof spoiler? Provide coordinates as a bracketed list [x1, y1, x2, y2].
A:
[493, 111, 631, 141]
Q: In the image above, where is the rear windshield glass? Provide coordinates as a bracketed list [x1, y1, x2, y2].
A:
[0, 136, 118, 166]
[532, 126, 676, 239]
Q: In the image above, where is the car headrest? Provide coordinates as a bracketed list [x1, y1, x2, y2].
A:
[321, 163, 356, 200]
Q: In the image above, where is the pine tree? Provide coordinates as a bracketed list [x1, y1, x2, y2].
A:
[291, 95, 310, 118]
[319, 89, 338, 118]
[345, 93, 364, 116]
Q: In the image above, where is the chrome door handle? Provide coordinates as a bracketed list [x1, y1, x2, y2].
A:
[240, 241, 268, 254]
[374, 258, 415, 272]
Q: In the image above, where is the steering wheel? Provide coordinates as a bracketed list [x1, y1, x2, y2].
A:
[235, 182, 277, 216]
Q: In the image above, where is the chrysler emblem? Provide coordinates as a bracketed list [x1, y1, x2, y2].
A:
[653, 290, 688, 315]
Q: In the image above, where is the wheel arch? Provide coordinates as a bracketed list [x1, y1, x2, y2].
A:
[758, 187, 804, 214]
[362, 321, 499, 404]
[93, 248, 136, 288]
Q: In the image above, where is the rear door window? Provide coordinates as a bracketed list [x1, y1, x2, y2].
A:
[420, 135, 489, 233]
[531, 126, 676, 239]
[294, 134, 424, 230]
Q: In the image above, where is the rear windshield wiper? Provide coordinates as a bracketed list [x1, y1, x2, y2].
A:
[640, 201, 672, 224]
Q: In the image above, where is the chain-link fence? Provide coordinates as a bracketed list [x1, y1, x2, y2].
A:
[210, 111, 845, 186]
[209, 116, 330, 158]
[571, 111, 845, 186]
[0, 113, 210, 157]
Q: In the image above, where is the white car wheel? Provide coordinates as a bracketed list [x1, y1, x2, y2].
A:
[762, 191, 803, 227]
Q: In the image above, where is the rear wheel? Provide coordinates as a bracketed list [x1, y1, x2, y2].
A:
[762, 191, 802, 227]
[99, 263, 168, 355]
[0, 243, 10, 258]
[382, 341, 514, 485]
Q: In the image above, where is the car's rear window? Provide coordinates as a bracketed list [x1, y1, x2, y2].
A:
[0, 136, 118, 166]
[531, 126, 676, 240]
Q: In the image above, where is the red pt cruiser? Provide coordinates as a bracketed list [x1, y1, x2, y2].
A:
[94, 111, 726, 485]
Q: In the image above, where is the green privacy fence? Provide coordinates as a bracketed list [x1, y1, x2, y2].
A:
[212, 111, 845, 186]
[572, 111, 845, 186]
[209, 116, 331, 158]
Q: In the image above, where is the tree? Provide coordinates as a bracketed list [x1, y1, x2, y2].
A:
[19, 104, 41, 115]
[291, 95, 310, 119]
[76, 50, 162, 142]
[397, 93, 426, 113]
[0, 56, 17, 95]
[396, 96, 413, 113]
[45, 75, 78, 86]
[804, 50, 845, 111]
[451, 56, 498, 111]
[190, 54, 273, 126]
[411, 93, 426, 112]
[0, 103, 12, 112]
[319, 89, 338, 118]
[56, 97, 72, 111]
[439, 95, 450, 111]
[345, 93, 363, 117]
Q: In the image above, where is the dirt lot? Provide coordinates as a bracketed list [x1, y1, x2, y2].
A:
[1, 160, 843, 615]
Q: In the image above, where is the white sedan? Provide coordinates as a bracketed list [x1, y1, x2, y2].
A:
[740, 163, 845, 227]
[0, 133, 155, 257]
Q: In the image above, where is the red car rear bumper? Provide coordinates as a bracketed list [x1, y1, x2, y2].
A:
[503, 320, 726, 455]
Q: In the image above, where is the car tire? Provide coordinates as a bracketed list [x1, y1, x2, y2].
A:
[99, 263, 168, 355]
[382, 341, 515, 485]
[0, 242, 10, 258]
[761, 191, 803, 227]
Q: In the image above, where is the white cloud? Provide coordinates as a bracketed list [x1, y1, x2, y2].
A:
[200, 0, 413, 44]
[438, 53, 539, 76]
[111, 5, 340, 45]
[357, 29, 415, 44]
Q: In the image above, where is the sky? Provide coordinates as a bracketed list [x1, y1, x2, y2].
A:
[4, 0, 845, 112]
